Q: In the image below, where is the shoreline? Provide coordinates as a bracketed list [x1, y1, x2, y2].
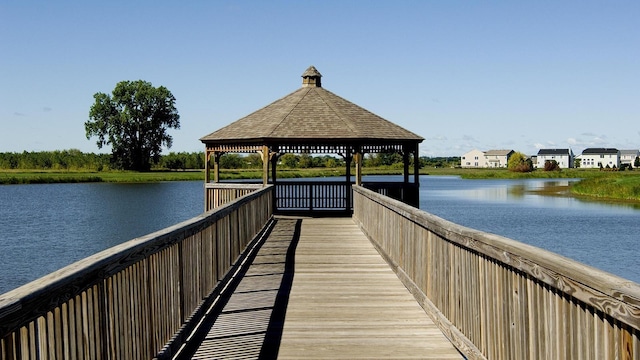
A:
[2, 168, 640, 204]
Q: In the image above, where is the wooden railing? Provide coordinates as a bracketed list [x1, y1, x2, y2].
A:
[275, 181, 352, 213]
[205, 180, 419, 213]
[0, 186, 273, 360]
[352, 186, 640, 360]
[205, 182, 263, 211]
[362, 181, 419, 207]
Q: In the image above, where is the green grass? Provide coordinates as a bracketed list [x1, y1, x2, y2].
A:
[4, 166, 640, 203]
[423, 167, 640, 202]
[0, 170, 205, 184]
[571, 175, 640, 201]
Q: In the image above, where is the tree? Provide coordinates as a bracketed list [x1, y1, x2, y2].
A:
[507, 152, 533, 172]
[85, 80, 180, 171]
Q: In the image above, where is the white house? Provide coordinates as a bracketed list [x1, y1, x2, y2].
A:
[620, 150, 639, 166]
[536, 149, 574, 169]
[484, 150, 514, 168]
[461, 149, 486, 168]
[580, 148, 620, 169]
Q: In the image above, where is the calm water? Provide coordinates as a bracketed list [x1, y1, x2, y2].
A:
[0, 177, 639, 294]
[0, 182, 203, 294]
[419, 176, 640, 284]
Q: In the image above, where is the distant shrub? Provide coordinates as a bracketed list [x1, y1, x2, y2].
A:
[508, 152, 533, 172]
[544, 160, 561, 171]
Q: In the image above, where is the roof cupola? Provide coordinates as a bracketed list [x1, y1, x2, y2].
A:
[301, 65, 322, 87]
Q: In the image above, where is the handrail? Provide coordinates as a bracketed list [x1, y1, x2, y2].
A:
[275, 181, 351, 212]
[205, 182, 263, 211]
[0, 186, 273, 360]
[352, 185, 640, 359]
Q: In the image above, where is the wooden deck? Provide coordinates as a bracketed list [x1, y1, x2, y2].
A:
[182, 217, 461, 359]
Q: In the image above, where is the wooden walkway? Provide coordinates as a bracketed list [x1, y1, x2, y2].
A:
[181, 217, 461, 359]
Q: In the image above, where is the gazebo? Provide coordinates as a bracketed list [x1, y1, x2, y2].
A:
[200, 66, 424, 214]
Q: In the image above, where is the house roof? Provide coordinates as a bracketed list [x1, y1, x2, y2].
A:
[582, 148, 619, 155]
[200, 66, 424, 147]
[537, 149, 571, 156]
[484, 149, 514, 156]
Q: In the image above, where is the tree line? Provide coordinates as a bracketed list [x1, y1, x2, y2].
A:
[0, 150, 461, 171]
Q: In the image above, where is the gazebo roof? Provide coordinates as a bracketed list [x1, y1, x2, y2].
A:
[200, 66, 423, 150]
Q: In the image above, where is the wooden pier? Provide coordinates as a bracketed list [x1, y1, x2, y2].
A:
[2, 185, 640, 359]
[179, 217, 461, 359]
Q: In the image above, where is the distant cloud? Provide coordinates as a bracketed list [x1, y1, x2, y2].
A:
[462, 135, 477, 142]
[429, 136, 447, 141]
[534, 143, 545, 149]
[14, 112, 25, 117]
[42, 107, 52, 112]
[431, 98, 440, 103]
[566, 135, 608, 148]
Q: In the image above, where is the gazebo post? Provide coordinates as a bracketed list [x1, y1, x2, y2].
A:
[270, 153, 278, 184]
[354, 148, 362, 186]
[261, 145, 269, 186]
[345, 148, 353, 208]
[213, 152, 222, 183]
[204, 149, 211, 184]
[413, 143, 420, 185]
[403, 145, 410, 184]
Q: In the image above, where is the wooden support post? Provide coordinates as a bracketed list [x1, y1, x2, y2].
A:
[204, 149, 211, 184]
[345, 150, 353, 208]
[413, 144, 420, 185]
[354, 152, 362, 186]
[213, 152, 222, 183]
[403, 146, 410, 184]
[271, 152, 278, 184]
[261, 145, 269, 186]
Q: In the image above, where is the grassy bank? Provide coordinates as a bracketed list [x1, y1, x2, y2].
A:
[423, 167, 640, 202]
[0, 167, 362, 185]
[571, 175, 640, 201]
[4, 167, 640, 203]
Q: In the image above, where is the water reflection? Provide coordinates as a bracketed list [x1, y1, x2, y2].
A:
[420, 176, 640, 284]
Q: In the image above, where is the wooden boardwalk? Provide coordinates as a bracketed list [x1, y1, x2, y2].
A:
[183, 217, 461, 359]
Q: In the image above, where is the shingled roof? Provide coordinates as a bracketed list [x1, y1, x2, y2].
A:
[200, 66, 423, 148]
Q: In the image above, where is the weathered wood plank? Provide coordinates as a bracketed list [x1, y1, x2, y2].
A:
[187, 217, 461, 359]
[277, 217, 460, 359]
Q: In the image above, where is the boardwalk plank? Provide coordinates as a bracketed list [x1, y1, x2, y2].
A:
[188, 217, 461, 359]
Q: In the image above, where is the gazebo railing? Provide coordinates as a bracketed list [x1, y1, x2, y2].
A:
[205, 179, 419, 213]
[362, 181, 420, 207]
[275, 181, 352, 213]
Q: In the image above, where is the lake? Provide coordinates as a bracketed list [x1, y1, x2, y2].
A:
[0, 176, 638, 294]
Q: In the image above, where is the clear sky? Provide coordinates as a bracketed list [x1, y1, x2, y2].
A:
[1, 1, 638, 157]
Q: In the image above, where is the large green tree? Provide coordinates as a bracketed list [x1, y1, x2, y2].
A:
[85, 80, 180, 171]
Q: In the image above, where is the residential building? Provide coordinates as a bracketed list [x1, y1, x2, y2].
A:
[536, 149, 574, 169]
[461, 149, 486, 168]
[580, 148, 620, 169]
[484, 150, 514, 168]
[620, 150, 639, 166]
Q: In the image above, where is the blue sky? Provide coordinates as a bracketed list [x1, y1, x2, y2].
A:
[1, 1, 638, 157]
